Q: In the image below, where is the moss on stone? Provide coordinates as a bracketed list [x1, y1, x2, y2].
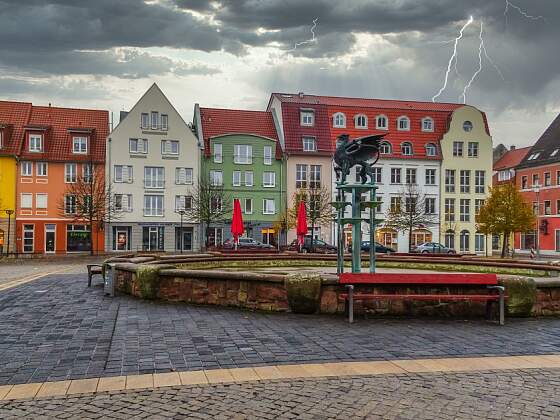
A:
[499, 276, 536, 317]
[136, 265, 160, 299]
[285, 273, 322, 314]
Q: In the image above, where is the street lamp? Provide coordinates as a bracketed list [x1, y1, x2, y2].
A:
[178, 209, 186, 254]
[5, 209, 14, 257]
[533, 182, 540, 259]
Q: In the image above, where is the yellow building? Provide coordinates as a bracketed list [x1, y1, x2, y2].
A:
[0, 156, 17, 254]
[439, 106, 493, 254]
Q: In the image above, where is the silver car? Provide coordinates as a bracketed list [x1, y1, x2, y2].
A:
[412, 242, 456, 254]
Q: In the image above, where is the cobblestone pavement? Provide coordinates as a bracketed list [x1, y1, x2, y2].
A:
[0, 258, 102, 285]
[1, 273, 560, 386]
[2, 369, 560, 419]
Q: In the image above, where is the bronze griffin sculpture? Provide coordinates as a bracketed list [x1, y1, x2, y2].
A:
[333, 133, 385, 184]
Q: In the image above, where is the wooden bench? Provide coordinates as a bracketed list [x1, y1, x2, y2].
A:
[87, 264, 104, 287]
[339, 273, 506, 325]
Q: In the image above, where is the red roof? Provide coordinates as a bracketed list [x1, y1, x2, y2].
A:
[199, 107, 282, 158]
[0, 101, 32, 155]
[494, 146, 531, 171]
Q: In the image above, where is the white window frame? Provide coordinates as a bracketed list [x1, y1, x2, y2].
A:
[300, 110, 314, 126]
[233, 170, 241, 187]
[376, 115, 388, 130]
[144, 166, 165, 189]
[151, 111, 159, 130]
[425, 168, 436, 185]
[302, 137, 317, 152]
[263, 199, 275, 215]
[401, 142, 413, 156]
[175, 167, 193, 185]
[263, 145, 273, 165]
[161, 114, 168, 131]
[263, 171, 276, 188]
[65, 163, 77, 183]
[390, 168, 402, 184]
[245, 171, 253, 187]
[29, 134, 42, 152]
[213, 143, 222, 163]
[36, 162, 48, 177]
[144, 194, 164, 217]
[115, 194, 133, 212]
[234, 144, 252, 164]
[129, 138, 148, 154]
[425, 143, 437, 156]
[210, 170, 223, 186]
[467, 142, 479, 158]
[21, 193, 33, 209]
[65, 194, 77, 215]
[114, 165, 133, 183]
[397, 116, 410, 131]
[422, 117, 434, 132]
[175, 195, 193, 212]
[296, 164, 307, 188]
[72, 137, 88, 154]
[141, 113, 149, 129]
[244, 198, 253, 214]
[161, 139, 179, 155]
[36, 193, 48, 209]
[425, 197, 436, 214]
[354, 114, 368, 129]
[333, 112, 346, 128]
[83, 164, 93, 183]
[21, 161, 33, 176]
[380, 142, 392, 154]
[23, 224, 34, 253]
[453, 141, 464, 157]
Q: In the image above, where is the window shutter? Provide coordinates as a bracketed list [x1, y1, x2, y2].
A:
[122, 194, 129, 211]
[179, 168, 186, 184]
[122, 166, 129, 182]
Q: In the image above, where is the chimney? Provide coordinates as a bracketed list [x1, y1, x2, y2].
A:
[510, 145, 516, 151]
[298, 92, 304, 99]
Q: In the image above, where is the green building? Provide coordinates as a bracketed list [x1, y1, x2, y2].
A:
[195, 105, 285, 247]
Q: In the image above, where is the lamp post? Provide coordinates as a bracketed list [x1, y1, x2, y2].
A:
[533, 182, 540, 259]
[178, 209, 186, 254]
[5, 209, 14, 257]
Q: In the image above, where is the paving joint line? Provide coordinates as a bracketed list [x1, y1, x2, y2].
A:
[0, 267, 73, 292]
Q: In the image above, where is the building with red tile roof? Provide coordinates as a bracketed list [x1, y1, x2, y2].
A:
[492, 146, 530, 185]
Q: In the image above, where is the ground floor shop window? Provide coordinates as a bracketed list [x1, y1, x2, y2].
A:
[175, 227, 193, 251]
[207, 227, 223, 247]
[142, 226, 164, 251]
[308, 226, 321, 240]
[445, 230, 455, 250]
[113, 226, 132, 251]
[23, 224, 34, 253]
[262, 228, 276, 246]
[411, 229, 432, 247]
[521, 231, 536, 250]
[67, 225, 91, 252]
[460, 230, 470, 252]
[492, 234, 500, 251]
[475, 233, 485, 252]
[0, 229, 4, 254]
[377, 228, 397, 249]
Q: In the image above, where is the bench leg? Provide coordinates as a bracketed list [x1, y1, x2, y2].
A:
[88, 273, 92, 287]
[347, 285, 354, 324]
[499, 288, 505, 326]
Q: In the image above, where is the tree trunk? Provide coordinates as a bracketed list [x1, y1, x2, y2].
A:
[408, 224, 413, 253]
[501, 232, 508, 258]
[311, 219, 315, 253]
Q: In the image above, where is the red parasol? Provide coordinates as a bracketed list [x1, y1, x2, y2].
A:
[296, 200, 308, 248]
[231, 198, 244, 249]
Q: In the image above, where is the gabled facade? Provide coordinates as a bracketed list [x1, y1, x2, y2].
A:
[195, 106, 285, 247]
[514, 113, 560, 255]
[492, 146, 530, 186]
[14, 103, 109, 254]
[106, 83, 201, 252]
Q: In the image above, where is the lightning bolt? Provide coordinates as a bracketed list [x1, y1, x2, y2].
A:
[287, 18, 318, 52]
[504, 0, 545, 22]
[432, 16, 474, 102]
[460, 22, 484, 104]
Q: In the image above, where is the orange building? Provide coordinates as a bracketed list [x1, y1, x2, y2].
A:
[13, 103, 108, 254]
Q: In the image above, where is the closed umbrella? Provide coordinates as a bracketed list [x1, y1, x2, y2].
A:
[296, 200, 308, 252]
[231, 199, 244, 250]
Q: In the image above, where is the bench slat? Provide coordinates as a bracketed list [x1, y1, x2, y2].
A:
[339, 273, 498, 286]
[339, 293, 502, 301]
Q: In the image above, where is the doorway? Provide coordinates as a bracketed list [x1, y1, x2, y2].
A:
[45, 224, 56, 253]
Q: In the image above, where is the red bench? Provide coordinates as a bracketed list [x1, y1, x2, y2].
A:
[339, 273, 506, 325]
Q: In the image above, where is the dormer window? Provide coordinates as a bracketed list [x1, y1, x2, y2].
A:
[72, 137, 88, 154]
[300, 110, 314, 126]
[141, 113, 149, 129]
[355, 114, 368, 129]
[425, 143, 437, 156]
[397, 116, 410, 131]
[422, 117, 434, 132]
[29, 134, 42, 152]
[401, 142, 413, 156]
[332, 113, 346, 128]
[302, 136, 317, 152]
[380, 142, 392, 154]
[376, 115, 388, 130]
[151, 111, 159, 130]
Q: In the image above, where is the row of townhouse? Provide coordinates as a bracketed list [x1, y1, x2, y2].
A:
[492, 113, 560, 255]
[0, 83, 493, 255]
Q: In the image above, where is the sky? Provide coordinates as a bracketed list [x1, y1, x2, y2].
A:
[1, 0, 559, 148]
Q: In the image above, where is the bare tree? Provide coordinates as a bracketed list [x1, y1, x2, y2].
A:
[59, 164, 121, 255]
[384, 182, 438, 252]
[186, 173, 233, 249]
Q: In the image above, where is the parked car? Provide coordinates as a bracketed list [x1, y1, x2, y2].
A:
[348, 241, 395, 254]
[223, 237, 274, 249]
[412, 242, 456, 254]
[288, 237, 337, 254]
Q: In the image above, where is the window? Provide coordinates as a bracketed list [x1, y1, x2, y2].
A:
[175, 167, 193, 185]
[545, 200, 551, 215]
[425, 169, 436, 185]
[390, 197, 401, 212]
[467, 142, 479, 157]
[142, 226, 164, 251]
[151, 111, 159, 129]
[355, 114, 367, 128]
[72, 137, 87, 154]
[552, 149, 559, 157]
[23, 225, 34, 253]
[376, 115, 388, 129]
[175, 195, 193, 212]
[460, 170, 470, 193]
[475, 199, 485, 216]
[533, 201, 539, 215]
[475, 233, 485, 252]
[302, 137, 317, 152]
[475, 170, 485, 193]
[372, 167, 382, 183]
[309, 165, 321, 188]
[144, 167, 165, 188]
[83, 164, 93, 183]
[405, 197, 417, 213]
[129, 138, 148, 154]
[445, 198, 455, 221]
[300, 110, 314, 126]
[557, 200, 560, 215]
[296, 164, 307, 188]
[422, 117, 434, 132]
[333, 113, 346, 128]
[425, 143, 437, 156]
[263, 171, 276, 187]
[521, 176, 528, 189]
[498, 170, 512, 182]
[114, 165, 133, 183]
[545, 172, 551, 186]
[521, 231, 536, 250]
[263, 199, 275, 214]
[390, 168, 401, 184]
[21, 161, 32, 176]
[144, 195, 164, 216]
[425, 197, 436, 214]
[463, 121, 473, 132]
[460, 199, 470, 222]
[401, 142, 413, 156]
[397, 116, 410, 131]
[0, 130, 3, 149]
[210, 197, 222, 212]
[445, 169, 455, 193]
[210, 170, 223, 186]
[453, 141, 463, 157]
[208, 227, 223, 247]
[141, 113, 149, 129]
[115, 194, 132, 212]
[245, 171, 253, 187]
[21, 193, 32, 208]
[380, 142, 392, 154]
[532, 173, 539, 187]
[213, 143, 222, 163]
[36, 162, 48, 176]
[406, 168, 417, 184]
[65, 194, 76, 214]
[557, 171, 560, 185]
[161, 114, 168, 131]
[65, 163, 77, 183]
[460, 230, 470, 252]
[234, 144, 252, 164]
[445, 230, 455, 249]
[29, 134, 42, 152]
[244, 198, 253, 214]
[232, 170, 241, 187]
[161, 140, 179, 155]
[264, 145, 272, 165]
[528, 152, 541, 160]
